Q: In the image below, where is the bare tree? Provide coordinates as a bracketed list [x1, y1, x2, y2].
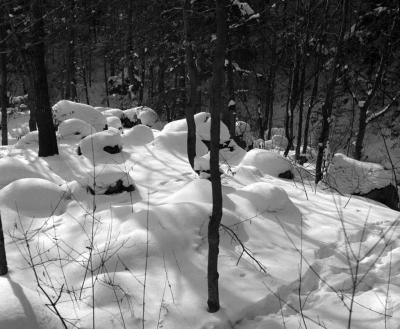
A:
[0, 213, 7, 275]
[29, 0, 59, 157]
[0, 12, 7, 146]
[207, 0, 227, 313]
[183, 0, 198, 169]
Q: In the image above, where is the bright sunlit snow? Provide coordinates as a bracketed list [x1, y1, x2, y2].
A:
[0, 106, 399, 329]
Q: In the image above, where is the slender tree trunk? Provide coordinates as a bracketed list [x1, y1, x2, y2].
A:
[315, 0, 349, 183]
[303, 62, 320, 154]
[65, 0, 77, 101]
[0, 21, 7, 145]
[207, 0, 227, 314]
[103, 55, 110, 107]
[0, 213, 7, 275]
[225, 50, 235, 138]
[30, 0, 58, 157]
[183, 0, 198, 169]
[138, 47, 146, 105]
[127, 0, 134, 85]
[295, 58, 307, 159]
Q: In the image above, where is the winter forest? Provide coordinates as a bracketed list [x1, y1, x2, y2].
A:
[0, 0, 400, 328]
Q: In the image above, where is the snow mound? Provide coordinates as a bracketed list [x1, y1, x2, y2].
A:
[219, 139, 247, 166]
[57, 118, 95, 139]
[326, 153, 394, 194]
[271, 134, 288, 150]
[239, 149, 293, 178]
[83, 165, 135, 195]
[234, 182, 289, 212]
[0, 277, 61, 329]
[163, 112, 230, 142]
[52, 100, 107, 132]
[124, 106, 158, 127]
[0, 178, 70, 217]
[14, 130, 38, 148]
[105, 116, 122, 131]
[235, 120, 251, 135]
[122, 124, 154, 146]
[164, 179, 212, 204]
[0, 157, 47, 188]
[153, 131, 209, 157]
[78, 129, 123, 158]
[98, 107, 124, 119]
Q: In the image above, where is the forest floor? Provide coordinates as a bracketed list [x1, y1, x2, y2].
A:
[0, 112, 399, 329]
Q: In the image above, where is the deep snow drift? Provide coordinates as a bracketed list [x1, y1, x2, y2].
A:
[0, 104, 399, 329]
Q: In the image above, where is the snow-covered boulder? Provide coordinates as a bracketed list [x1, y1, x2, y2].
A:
[52, 100, 107, 132]
[271, 134, 288, 150]
[234, 182, 289, 212]
[106, 116, 123, 131]
[122, 124, 154, 146]
[96, 107, 124, 119]
[265, 127, 285, 139]
[57, 118, 95, 139]
[0, 158, 47, 188]
[163, 112, 230, 143]
[235, 120, 251, 136]
[326, 153, 398, 209]
[78, 128, 123, 158]
[123, 106, 158, 127]
[153, 131, 209, 158]
[14, 130, 38, 148]
[0, 277, 62, 329]
[238, 149, 293, 179]
[0, 178, 70, 217]
[83, 165, 135, 195]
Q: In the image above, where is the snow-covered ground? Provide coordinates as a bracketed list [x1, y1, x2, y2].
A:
[0, 108, 399, 329]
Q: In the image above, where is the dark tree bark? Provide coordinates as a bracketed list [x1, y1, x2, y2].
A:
[0, 18, 7, 146]
[225, 50, 235, 138]
[183, 0, 198, 169]
[30, 0, 58, 157]
[0, 213, 7, 275]
[315, 0, 349, 184]
[207, 0, 227, 314]
[103, 55, 109, 107]
[138, 47, 146, 105]
[65, 0, 77, 101]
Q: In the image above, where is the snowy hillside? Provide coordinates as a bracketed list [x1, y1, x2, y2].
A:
[0, 108, 399, 329]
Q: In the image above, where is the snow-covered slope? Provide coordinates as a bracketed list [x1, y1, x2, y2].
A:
[0, 114, 399, 329]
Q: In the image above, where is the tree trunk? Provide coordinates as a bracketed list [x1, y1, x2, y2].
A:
[30, 0, 58, 157]
[225, 50, 235, 138]
[138, 47, 146, 105]
[207, 0, 227, 314]
[183, 0, 198, 169]
[295, 58, 307, 159]
[303, 63, 320, 154]
[103, 55, 109, 107]
[65, 0, 77, 101]
[0, 213, 7, 275]
[315, 0, 349, 184]
[0, 21, 7, 145]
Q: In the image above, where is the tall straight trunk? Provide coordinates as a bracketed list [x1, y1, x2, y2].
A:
[302, 70, 319, 154]
[127, 0, 134, 85]
[80, 48, 90, 105]
[225, 50, 235, 138]
[0, 213, 7, 275]
[315, 0, 348, 183]
[183, 0, 198, 169]
[65, 0, 77, 101]
[103, 56, 110, 107]
[138, 47, 146, 105]
[30, 0, 58, 157]
[0, 21, 7, 145]
[207, 0, 227, 314]
[295, 62, 306, 159]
